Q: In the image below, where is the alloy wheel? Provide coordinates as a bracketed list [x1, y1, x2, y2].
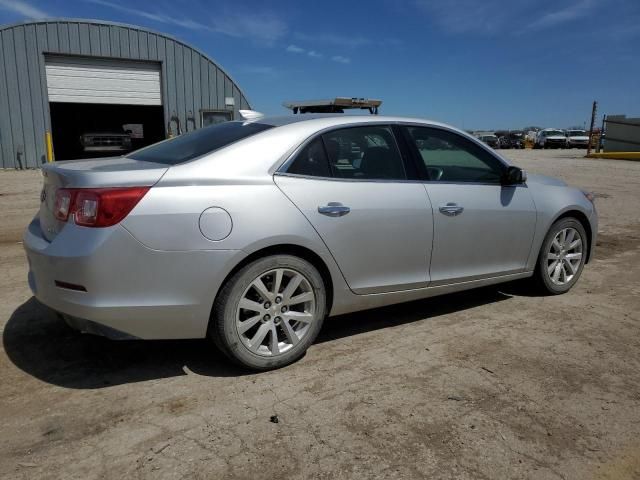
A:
[236, 268, 316, 356]
[546, 227, 583, 285]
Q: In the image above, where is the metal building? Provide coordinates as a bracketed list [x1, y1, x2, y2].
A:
[0, 19, 251, 169]
[604, 115, 640, 152]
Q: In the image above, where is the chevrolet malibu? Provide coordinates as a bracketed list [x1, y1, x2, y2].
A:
[24, 115, 597, 370]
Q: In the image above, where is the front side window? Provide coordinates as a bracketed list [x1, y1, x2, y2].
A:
[405, 127, 506, 183]
[322, 126, 406, 180]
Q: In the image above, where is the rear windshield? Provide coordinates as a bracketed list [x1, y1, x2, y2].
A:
[127, 121, 274, 165]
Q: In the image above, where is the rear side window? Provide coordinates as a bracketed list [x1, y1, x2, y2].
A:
[323, 126, 406, 180]
[127, 121, 273, 165]
[287, 138, 331, 177]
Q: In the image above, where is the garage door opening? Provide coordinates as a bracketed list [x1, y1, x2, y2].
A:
[45, 55, 165, 160]
[50, 103, 165, 160]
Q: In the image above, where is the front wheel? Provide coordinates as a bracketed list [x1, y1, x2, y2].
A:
[210, 255, 327, 370]
[534, 218, 588, 294]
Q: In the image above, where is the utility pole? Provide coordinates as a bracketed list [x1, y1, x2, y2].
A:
[587, 101, 597, 156]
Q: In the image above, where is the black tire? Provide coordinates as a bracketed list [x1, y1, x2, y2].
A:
[210, 255, 327, 370]
[534, 218, 588, 294]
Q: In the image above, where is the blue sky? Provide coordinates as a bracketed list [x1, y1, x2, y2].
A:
[1, 0, 638, 130]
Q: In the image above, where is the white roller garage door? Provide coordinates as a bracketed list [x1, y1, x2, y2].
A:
[45, 56, 162, 105]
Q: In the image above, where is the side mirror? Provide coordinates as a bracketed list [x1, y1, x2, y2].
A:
[502, 166, 527, 185]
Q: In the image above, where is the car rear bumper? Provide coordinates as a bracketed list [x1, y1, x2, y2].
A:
[23, 216, 244, 339]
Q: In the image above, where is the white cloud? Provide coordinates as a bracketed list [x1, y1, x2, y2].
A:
[413, 0, 520, 34]
[413, 0, 600, 35]
[525, 0, 597, 31]
[87, 0, 209, 29]
[87, 0, 287, 43]
[0, 0, 48, 19]
[286, 44, 305, 53]
[331, 55, 351, 64]
[209, 10, 287, 43]
[307, 50, 323, 58]
[294, 32, 372, 48]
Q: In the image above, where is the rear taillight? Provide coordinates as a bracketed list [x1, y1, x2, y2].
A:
[54, 188, 74, 221]
[53, 187, 149, 228]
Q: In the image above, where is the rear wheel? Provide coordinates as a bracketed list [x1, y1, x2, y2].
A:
[534, 218, 587, 294]
[210, 255, 326, 370]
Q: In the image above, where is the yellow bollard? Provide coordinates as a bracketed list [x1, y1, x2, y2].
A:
[45, 131, 54, 162]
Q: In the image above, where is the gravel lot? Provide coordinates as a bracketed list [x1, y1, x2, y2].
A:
[1, 149, 639, 480]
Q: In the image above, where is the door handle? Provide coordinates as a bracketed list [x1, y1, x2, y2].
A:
[439, 203, 464, 216]
[318, 202, 351, 217]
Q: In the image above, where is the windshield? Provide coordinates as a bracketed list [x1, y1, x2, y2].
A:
[544, 130, 565, 137]
[127, 121, 274, 165]
[567, 130, 586, 136]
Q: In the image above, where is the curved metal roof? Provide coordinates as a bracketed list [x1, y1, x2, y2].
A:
[0, 17, 250, 105]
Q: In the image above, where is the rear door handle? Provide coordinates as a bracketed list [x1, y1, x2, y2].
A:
[318, 202, 351, 217]
[439, 203, 464, 216]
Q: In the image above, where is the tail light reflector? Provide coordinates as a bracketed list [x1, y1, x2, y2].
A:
[54, 188, 73, 221]
[53, 187, 150, 228]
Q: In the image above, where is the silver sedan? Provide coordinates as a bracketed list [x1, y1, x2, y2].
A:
[24, 115, 597, 370]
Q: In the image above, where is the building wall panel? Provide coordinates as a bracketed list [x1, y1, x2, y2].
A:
[0, 35, 14, 168]
[15, 25, 39, 168]
[0, 19, 250, 168]
[2, 29, 25, 168]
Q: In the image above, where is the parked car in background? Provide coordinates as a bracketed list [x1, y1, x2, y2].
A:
[509, 131, 524, 149]
[495, 131, 524, 149]
[24, 114, 597, 370]
[526, 130, 539, 144]
[535, 129, 568, 149]
[566, 129, 589, 148]
[478, 134, 499, 148]
[79, 131, 133, 154]
[497, 136, 513, 149]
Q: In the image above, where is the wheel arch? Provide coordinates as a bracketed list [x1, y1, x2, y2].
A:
[552, 209, 593, 263]
[211, 243, 335, 319]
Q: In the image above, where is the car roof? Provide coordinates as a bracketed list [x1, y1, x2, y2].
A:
[253, 114, 449, 129]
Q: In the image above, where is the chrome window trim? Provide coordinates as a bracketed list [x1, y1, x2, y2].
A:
[274, 171, 427, 184]
[275, 171, 526, 188]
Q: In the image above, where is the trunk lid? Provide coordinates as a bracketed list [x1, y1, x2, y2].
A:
[39, 157, 168, 241]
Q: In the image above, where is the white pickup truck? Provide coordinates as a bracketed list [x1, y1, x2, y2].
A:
[566, 130, 590, 148]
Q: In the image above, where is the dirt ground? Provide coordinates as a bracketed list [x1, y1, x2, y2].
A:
[1, 149, 639, 480]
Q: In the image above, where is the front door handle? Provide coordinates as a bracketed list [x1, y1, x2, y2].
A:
[439, 203, 464, 216]
[318, 202, 351, 217]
